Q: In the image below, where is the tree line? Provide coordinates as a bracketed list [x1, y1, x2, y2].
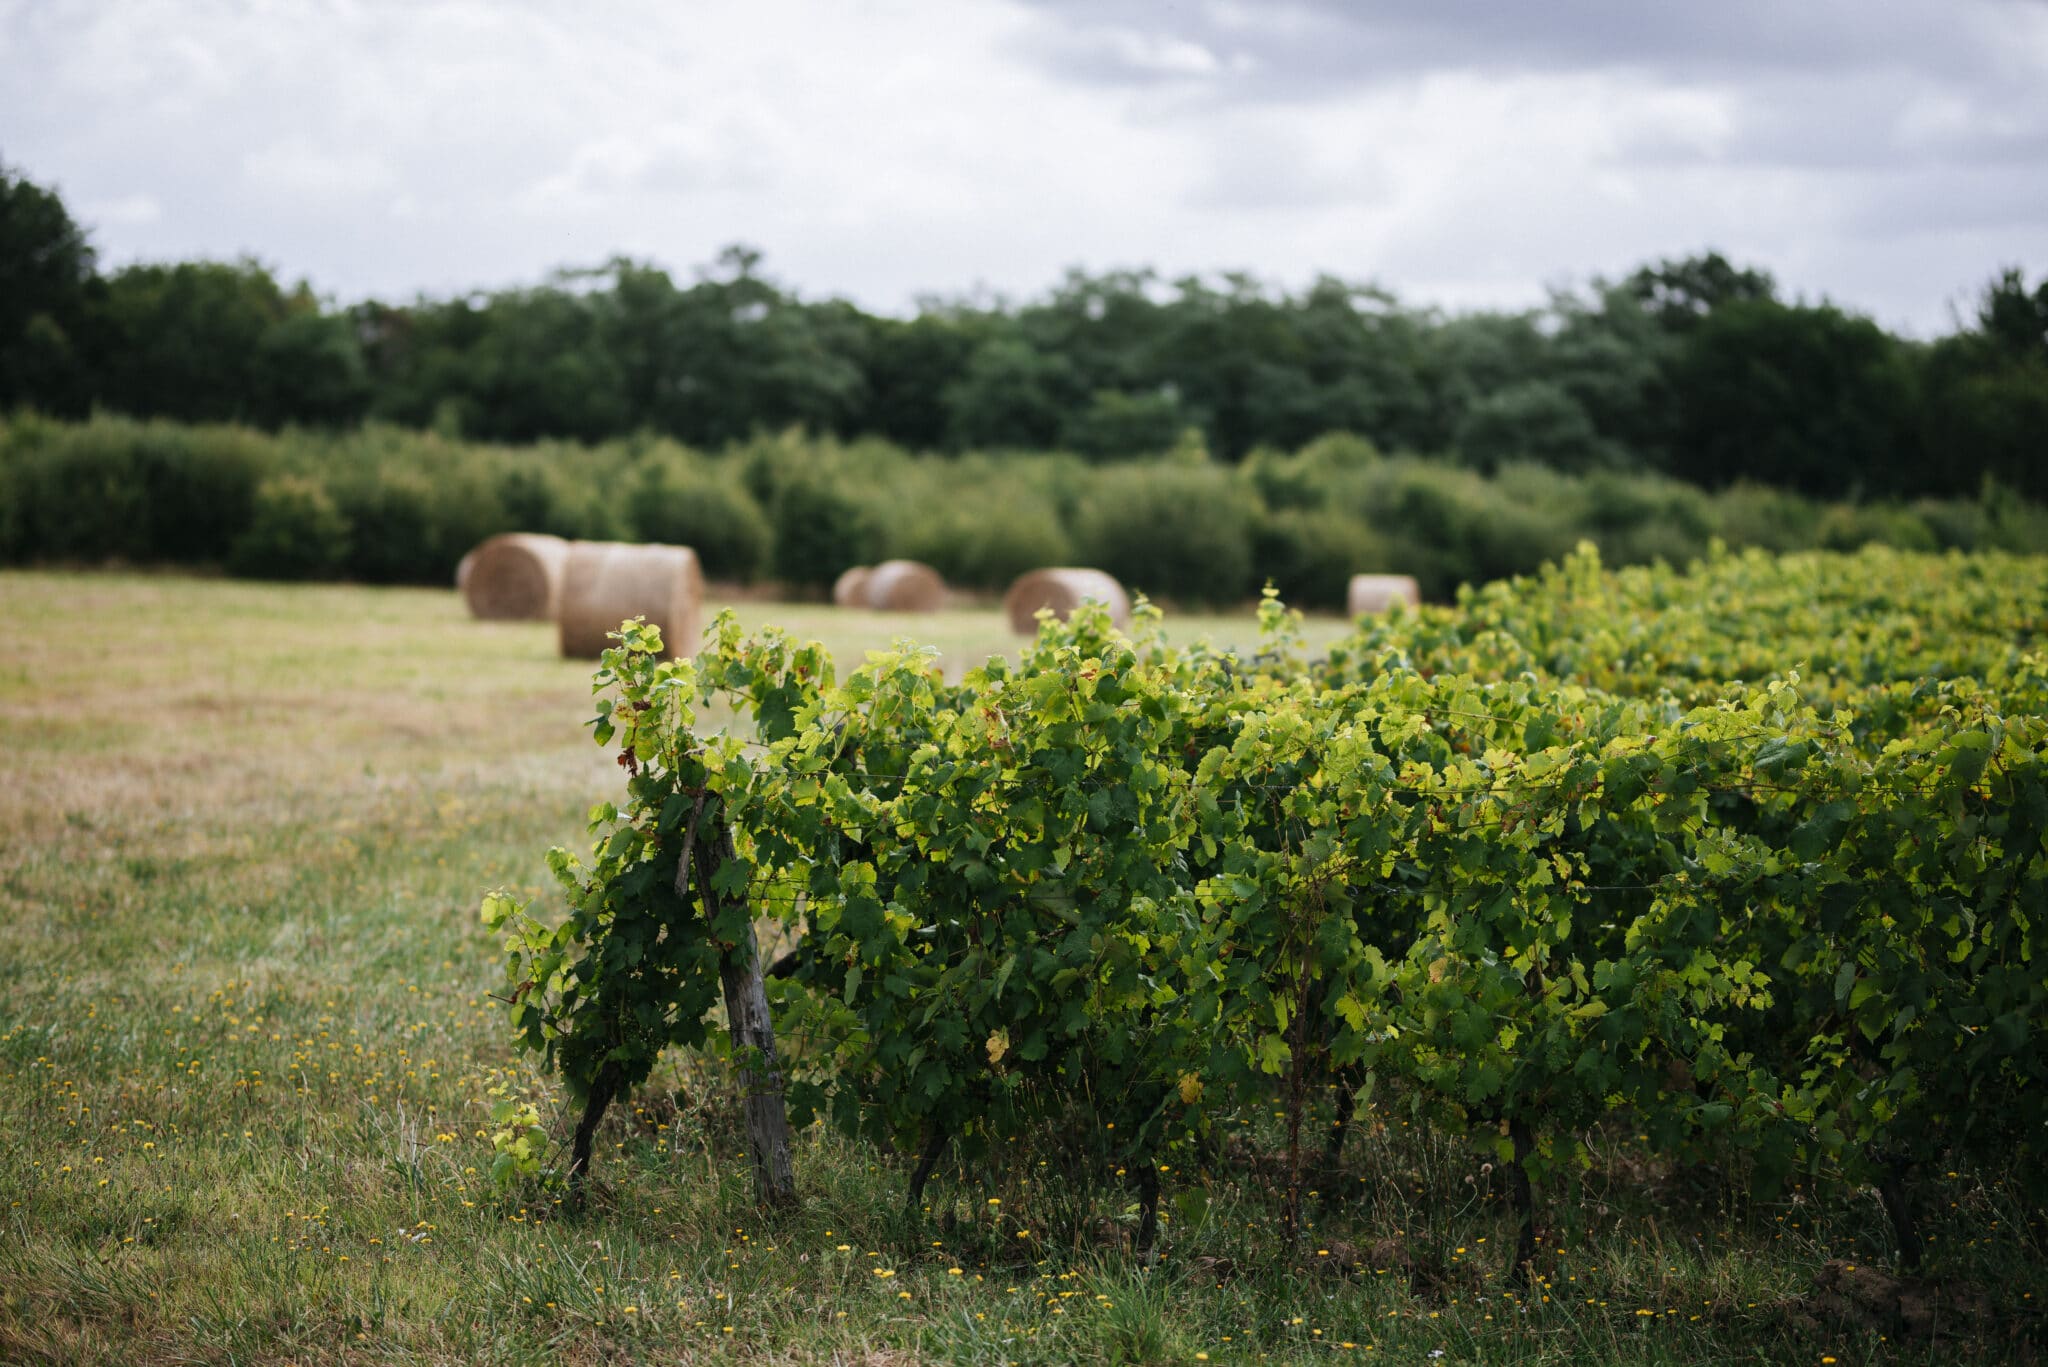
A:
[3, 161, 2044, 501]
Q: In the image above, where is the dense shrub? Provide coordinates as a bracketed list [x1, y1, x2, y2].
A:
[1817, 502, 1939, 553]
[1238, 434, 1387, 533]
[0, 417, 267, 564]
[1575, 471, 1715, 568]
[133, 424, 270, 562]
[769, 466, 888, 589]
[901, 491, 1073, 591]
[323, 452, 502, 583]
[3, 416, 2043, 602]
[1252, 507, 1391, 609]
[228, 474, 350, 579]
[492, 453, 621, 541]
[627, 451, 771, 581]
[1708, 481, 1819, 552]
[1073, 461, 1254, 605]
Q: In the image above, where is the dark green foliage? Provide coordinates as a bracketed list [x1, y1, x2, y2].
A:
[330, 465, 473, 584]
[1074, 460, 1255, 606]
[1665, 300, 1920, 497]
[899, 480, 1073, 589]
[1344, 462, 1576, 601]
[0, 418, 269, 564]
[0, 163, 99, 417]
[4, 420, 156, 561]
[769, 466, 888, 589]
[2, 415, 2042, 599]
[1455, 380, 1618, 475]
[1815, 502, 1939, 553]
[1708, 481, 1820, 552]
[4, 162, 2045, 505]
[627, 451, 771, 581]
[96, 261, 292, 424]
[251, 311, 372, 427]
[943, 337, 1076, 451]
[1065, 389, 1190, 460]
[1252, 507, 1389, 609]
[227, 474, 351, 580]
[491, 453, 621, 541]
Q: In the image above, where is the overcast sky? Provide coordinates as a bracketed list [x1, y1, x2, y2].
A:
[3, 0, 2044, 334]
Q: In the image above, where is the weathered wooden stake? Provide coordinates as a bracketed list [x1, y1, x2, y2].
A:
[679, 796, 798, 1208]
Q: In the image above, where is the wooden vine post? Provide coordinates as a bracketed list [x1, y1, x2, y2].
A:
[676, 788, 797, 1208]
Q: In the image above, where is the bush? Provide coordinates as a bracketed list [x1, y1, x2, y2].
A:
[769, 467, 888, 589]
[5, 418, 2046, 602]
[1709, 482, 1820, 552]
[1252, 508, 1390, 610]
[900, 494, 1073, 591]
[134, 424, 270, 562]
[627, 452, 771, 581]
[6, 420, 156, 561]
[330, 465, 487, 583]
[0, 416, 269, 565]
[1575, 471, 1714, 568]
[1912, 498, 1991, 551]
[1346, 460, 1575, 600]
[228, 474, 351, 579]
[0, 413, 62, 560]
[1073, 461, 1254, 606]
[492, 454, 619, 540]
[1817, 503, 1938, 553]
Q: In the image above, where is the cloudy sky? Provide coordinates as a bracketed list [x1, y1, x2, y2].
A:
[3, 0, 2044, 333]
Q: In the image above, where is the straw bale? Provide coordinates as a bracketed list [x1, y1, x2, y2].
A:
[557, 541, 705, 660]
[832, 565, 873, 608]
[1003, 567, 1132, 634]
[1346, 573, 1421, 617]
[455, 550, 476, 593]
[863, 559, 948, 612]
[461, 532, 570, 621]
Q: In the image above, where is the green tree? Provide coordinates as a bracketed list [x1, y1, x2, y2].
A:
[1623, 251, 1776, 329]
[942, 336, 1076, 450]
[1455, 380, 1619, 475]
[253, 305, 372, 427]
[0, 165, 100, 415]
[1665, 299, 1918, 497]
[1916, 268, 2048, 499]
[94, 259, 293, 423]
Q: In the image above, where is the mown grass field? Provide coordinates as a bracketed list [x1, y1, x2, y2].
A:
[0, 571, 2038, 1365]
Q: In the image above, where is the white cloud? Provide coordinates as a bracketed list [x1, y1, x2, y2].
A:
[80, 192, 161, 226]
[243, 142, 395, 201]
[0, 0, 2040, 334]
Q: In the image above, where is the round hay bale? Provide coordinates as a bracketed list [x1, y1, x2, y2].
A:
[1346, 573, 1421, 617]
[864, 559, 947, 612]
[455, 549, 476, 593]
[831, 565, 873, 608]
[461, 532, 570, 621]
[1003, 567, 1132, 634]
[557, 541, 705, 661]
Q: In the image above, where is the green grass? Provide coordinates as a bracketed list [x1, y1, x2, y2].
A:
[1, 571, 2039, 1364]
